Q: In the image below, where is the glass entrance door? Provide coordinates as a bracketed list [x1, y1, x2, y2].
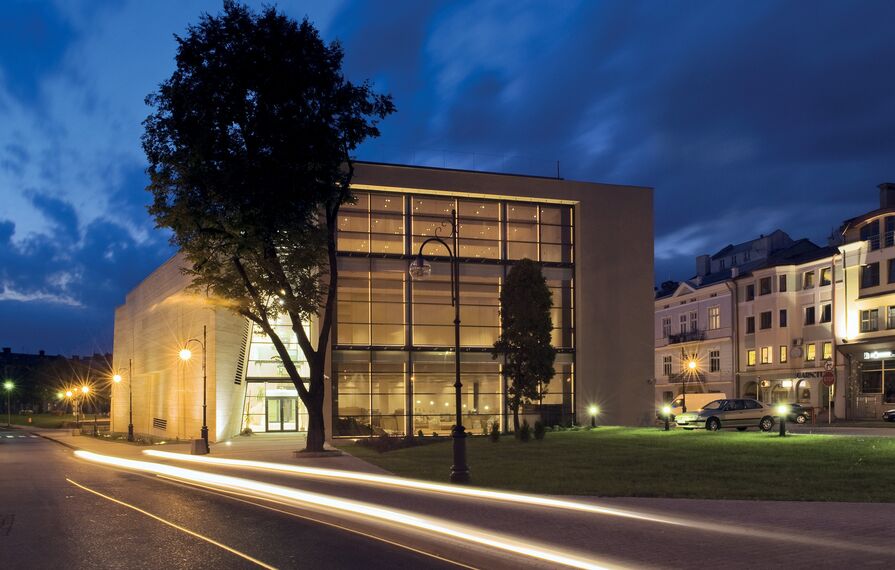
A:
[266, 397, 298, 432]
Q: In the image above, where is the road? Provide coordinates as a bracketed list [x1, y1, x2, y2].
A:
[0, 428, 459, 569]
[4, 428, 895, 569]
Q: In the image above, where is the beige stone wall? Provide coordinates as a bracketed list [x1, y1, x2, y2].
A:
[353, 163, 655, 425]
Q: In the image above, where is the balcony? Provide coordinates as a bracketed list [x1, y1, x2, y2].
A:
[667, 330, 706, 344]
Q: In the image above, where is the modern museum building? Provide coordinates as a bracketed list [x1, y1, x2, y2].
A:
[111, 162, 654, 442]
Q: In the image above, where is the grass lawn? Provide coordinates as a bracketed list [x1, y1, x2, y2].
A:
[1, 413, 78, 429]
[344, 427, 895, 502]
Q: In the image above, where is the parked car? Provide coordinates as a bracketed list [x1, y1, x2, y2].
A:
[675, 398, 776, 432]
[658, 392, 727, 420]
[883, 409, 895, 422]
[784, 403, 810, 424]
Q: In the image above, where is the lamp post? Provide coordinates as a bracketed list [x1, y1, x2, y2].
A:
[3, 380, 13, 427]
[113, 357, 135, 441]
[682, 358, 697, 413]
[588, 405, 599, 427]
[409, 208, 469, 483]
[776, 404, 788, 437]
[180, 325, 209, 454]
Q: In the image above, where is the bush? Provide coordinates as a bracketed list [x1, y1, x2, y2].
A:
[418, 429, 425, 438]
[519, 420, 531, 442]
[534, 420, 546, 440]
[490, 421, 500, 442]
[240, 427, 253, 436]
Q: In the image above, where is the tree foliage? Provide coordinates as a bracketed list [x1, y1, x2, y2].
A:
[491, 258, 556, 435]
[142, 2, 394, 450]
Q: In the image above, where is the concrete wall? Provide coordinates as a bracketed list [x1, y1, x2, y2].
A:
[352, 163, 655, 425]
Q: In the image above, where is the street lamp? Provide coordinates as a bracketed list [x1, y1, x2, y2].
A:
[588, 405, 599, 427]
[776, 403, 788, 437]
[682, 357, 697, 413]
[180, 326, 209, 454]
[113, 357, 135, 441]
[4, 380, 13, 427]
[662, 405, 672, 431]
[408, 208, 469, 483]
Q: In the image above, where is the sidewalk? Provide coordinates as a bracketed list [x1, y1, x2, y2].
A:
[15, 424, 389, 474]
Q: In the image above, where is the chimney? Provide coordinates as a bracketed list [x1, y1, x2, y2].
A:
[694, 276, 703, 286]
[880, 183, 895, 209]
[2, 347, 10, 354]
[731, 267, 740, 278]
[38, 350, 45, 356]
[696, 254, 711, 276]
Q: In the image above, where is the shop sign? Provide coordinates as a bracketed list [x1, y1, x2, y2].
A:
[863, 350, 894, 360]
[795, 371, 823, 378]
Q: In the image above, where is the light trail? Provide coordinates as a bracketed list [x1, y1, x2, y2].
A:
[66, 478, 277, 570]
[143, 449, 684, 526]
[74, 450, 617, 570]
[142, 449, 895, 557]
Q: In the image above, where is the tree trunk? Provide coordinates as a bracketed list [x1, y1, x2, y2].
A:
[305, 403, 326, 452]
[512, 407, 520, 438]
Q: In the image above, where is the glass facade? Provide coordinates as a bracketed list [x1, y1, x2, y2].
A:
[333, 190, 576, 436]
[241, 317, 310, 432]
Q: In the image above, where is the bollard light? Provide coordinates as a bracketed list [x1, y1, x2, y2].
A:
[588, 405, 599, 427]
[776, 404, 788, 437]
[662, 405, 672, 431]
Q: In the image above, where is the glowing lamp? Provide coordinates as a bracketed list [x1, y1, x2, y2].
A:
[65, 390, 73, 398]
[3, 380, 12, 391]
[687, 360, 697, 370]
[588, 405, 599, 416]
[776, 404, 789, 416]
[179, 348, 193, 361]
[662, 405, 672, 416]
[113, 374, 122, 383]
[81, 385, 89, 394]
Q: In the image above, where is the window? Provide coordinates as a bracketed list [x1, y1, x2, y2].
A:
[779, 275, 787, 292]
[888, 306, 895, 329]
[745, 284, 755, 301]
[689, 311, 698, 333]
[886, 216, 895, 248]
[860, 309, 879, 332]
[804, 306, 816, 325]
[780, 345, 788, 363]
[709, 350, 720, 372]
[779, 309, 788, 327]
[820, 303, 832, 323]
[889, 259, 895, 284]
[678, 314, 688, 334]
[861, 263, 880, 288]
[708, 306, 720, 330]
[805, 343, 816, 361]
[759, 277, 772, 296]
[760, 346, 771, 364]
[862, 359, 895, 403]
[661, 317, 672, 337]
[719, 259, 726, 270]
[747, 349, 756, 366]
[861, 220, 880, 251]
[803, 271, 815, 289]
[820, 267, 832, 286]
[663, 355, 672, 376]
[822, 342, 832, 360]
[760, 311, 772, 329]
[746, 316, 755, 334]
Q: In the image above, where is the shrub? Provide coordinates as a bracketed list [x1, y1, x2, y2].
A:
[418, 429, 425, 439]
[240, 427, 253, 436]
[534, 420, 546, 440]
[490, 421, 500, 442]
[519, 420, 531, 442]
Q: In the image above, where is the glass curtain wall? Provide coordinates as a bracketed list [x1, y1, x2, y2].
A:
[241, 316, 310, 432]
[334, 190, 575, 436]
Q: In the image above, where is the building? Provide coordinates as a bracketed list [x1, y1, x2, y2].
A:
[735, 241, 842, 413]
[0, 347, 112, 412]
[111, 162, 654, 442]
[835, 183, 895, 418]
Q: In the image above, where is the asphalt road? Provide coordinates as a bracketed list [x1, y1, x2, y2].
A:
[0, 428, 460, 570]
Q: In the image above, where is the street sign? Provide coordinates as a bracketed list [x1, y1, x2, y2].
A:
[824, 360, 834, 372]
[822, 370, 835, 387]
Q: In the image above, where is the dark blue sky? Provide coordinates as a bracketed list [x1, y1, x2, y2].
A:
[1, 1, 893, 355]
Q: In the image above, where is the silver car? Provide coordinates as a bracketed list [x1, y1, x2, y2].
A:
[675, 398, 776, 432]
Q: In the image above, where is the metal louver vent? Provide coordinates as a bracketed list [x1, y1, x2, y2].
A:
[234, 320, 250, 385]
[152, 417, 167, 431]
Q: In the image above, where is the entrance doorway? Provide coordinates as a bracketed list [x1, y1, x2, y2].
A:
[266, 397, 299, 432]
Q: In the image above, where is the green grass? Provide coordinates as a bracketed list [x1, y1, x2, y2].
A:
[1, 413, 78, 429]
[344, 427, 895, 502]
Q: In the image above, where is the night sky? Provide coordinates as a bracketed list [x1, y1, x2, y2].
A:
[1, 1, 894, 355]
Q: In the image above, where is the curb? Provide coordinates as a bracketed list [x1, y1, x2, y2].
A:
[33, 431, 81, 451]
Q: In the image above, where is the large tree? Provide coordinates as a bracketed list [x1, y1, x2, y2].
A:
[491, 259, 557, 435]
[142, 2, 394, 451]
